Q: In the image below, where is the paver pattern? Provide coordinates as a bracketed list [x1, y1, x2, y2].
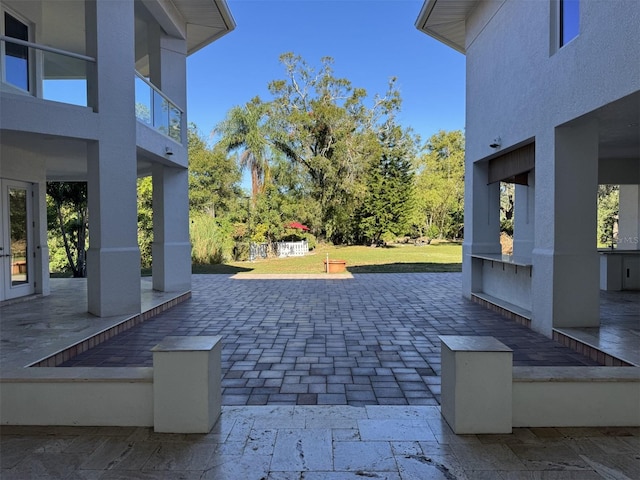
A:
[60, 273, 598, 406]
[1, 406, 638, 479]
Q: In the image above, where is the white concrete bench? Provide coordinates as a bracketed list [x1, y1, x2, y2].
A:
[439, 335, 640, 433]
[152, 336, 222, 433]
[1, 335, 223, 433]
[439, 335, 513, 434]
[512, 366, 640, 427]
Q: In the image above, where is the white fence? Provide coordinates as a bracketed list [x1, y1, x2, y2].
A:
[277, 240, 309, 258]
[250, 241, 309, 260]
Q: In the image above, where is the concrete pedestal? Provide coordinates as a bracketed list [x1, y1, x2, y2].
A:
[152, 336, 222, 433]
[440, 336, 513, 434]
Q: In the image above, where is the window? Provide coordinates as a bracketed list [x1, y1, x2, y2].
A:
[559, 0, 579, 47]
[3, 12, 30, 91]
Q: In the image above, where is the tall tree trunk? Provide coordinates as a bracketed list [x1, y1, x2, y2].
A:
[54, 201, 77, 276]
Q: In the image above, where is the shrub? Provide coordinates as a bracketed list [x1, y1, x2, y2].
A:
[426, 224, 440, 240]
[47, 231, 71, 274]
[303, 232, 317, 250]
[190, 214, 234, 264]
[233, 241, 249, 261]
[500, 219, 514, 236]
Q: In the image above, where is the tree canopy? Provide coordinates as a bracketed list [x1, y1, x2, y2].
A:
[47, 53, 470, 274]
[215, 52, 416, 244]
[413, 130, 465, 240]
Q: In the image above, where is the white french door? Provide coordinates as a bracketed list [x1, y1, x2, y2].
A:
[0, 179, 35, 300]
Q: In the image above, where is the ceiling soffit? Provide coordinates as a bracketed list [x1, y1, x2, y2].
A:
[143, 0, 236, 55]
[415, 0, 478, 54]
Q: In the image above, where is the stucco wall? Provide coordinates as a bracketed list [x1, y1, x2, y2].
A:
[465, 0, 640, 162]
[480, 261, 531, 311]
[462, 0, 639, 333]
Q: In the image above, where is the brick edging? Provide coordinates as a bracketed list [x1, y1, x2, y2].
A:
[552, 330, 633, 367]
[471, 294, 633, 367]
[30, 292, 192, 368]
[471, 294, 532, 328]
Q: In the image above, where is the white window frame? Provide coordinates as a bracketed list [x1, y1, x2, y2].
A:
[550, 0, 579, 55]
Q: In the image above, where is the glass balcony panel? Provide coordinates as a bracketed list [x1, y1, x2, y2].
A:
[135, 75, 152, 124]
[153, 91, 169, 136]
[42, 49, 87, 106]
[134, 72, 183, 143]
[169, 105, 181, 142]
[1, 39, 183, 143]
[1, 38, 91, 106]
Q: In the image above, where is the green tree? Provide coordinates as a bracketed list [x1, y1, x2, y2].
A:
[355, 123, 416, 245]
[267, 53, 401, 242]
[597, 185, 619, 248]
[46, 182, 88, 277]
[414, 130, 465, 239]
[188, 123, 244, 264]
[190, 213, 235, 264]
[188, 124, 242, 216]
[217, 98, 270, 201]
[500, 182, 515, 236]
[137, 177, 153, 269]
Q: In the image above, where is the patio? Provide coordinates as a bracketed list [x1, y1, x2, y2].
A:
[1, 273, 637, 406]
[1, 274, 639, 478]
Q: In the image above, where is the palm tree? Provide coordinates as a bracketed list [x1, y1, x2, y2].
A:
[218, 97, 270, 200]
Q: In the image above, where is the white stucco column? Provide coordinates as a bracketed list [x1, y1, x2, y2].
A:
[152, 165, 192, 292]
[146, 29, 190, 292]
[513, 173, 535, 258]
[618, 185, 640, 250]
[85, 0, 141, 316]
[462, 160, 501, 298]
[532, 122, 599, 334]
[148, 27, 188, 145]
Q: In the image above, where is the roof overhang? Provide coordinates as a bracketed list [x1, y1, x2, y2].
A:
[415, 0, 478, 54]
[143, 0, 236, 55]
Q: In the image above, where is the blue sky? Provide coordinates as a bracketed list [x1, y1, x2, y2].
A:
[186, 0, 466, 145]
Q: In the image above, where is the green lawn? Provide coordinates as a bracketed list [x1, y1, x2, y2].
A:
[193, 242, 462, 275]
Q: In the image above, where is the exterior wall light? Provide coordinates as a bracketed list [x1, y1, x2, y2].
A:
[165, 147, 174, 156]
[489, 137, 502, 149]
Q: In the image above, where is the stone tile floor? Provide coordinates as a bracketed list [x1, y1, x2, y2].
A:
[558, 289, 640, 366]
[2, 274, 638, 478]
[59, 274, 600, 406]
[1, 406, 638, 479]
[0, 277, 182, 369]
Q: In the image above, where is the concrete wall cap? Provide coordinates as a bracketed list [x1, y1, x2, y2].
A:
[151, 335, 222, 352]
[513, 366, 640, 382]
[439, 335, 513, 352]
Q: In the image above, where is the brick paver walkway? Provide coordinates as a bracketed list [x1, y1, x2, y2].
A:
[61, 273, 598, 405]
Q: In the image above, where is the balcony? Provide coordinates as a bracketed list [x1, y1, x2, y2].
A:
[0, 35, 92, 106]
[1, 36, 182, 144]
[135, 73, 183, 144]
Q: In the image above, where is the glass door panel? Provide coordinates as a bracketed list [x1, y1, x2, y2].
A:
[1, 180, 34, 300]
[9, 187, 28, 286]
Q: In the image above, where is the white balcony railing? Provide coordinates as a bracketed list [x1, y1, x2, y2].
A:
[1, 36, 183, 144]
